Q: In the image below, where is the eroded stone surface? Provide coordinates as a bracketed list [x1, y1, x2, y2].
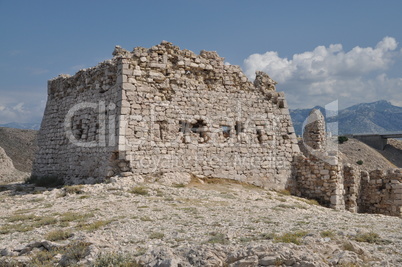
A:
[0, 179, 401, 266]
[32, 41, 299, 189]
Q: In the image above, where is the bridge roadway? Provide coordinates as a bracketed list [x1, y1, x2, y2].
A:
[345, 133, 402, 150]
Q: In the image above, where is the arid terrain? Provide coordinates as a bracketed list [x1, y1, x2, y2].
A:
[0, 128, 401, 266]
[338, 138, 402, 172]
[0, 176, 402, 266]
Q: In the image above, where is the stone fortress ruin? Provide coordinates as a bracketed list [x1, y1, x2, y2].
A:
[32, 41, 402, 217]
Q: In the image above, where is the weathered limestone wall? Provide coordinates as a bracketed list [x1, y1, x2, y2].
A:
[302, 109, 326, 150]
[32, 59, 122, 182]
[116, 41, 300, 189]
[33, 41, 300, 189]
[343, 164, 362, 213]
[293, 153, 344, 209]
[292, 109, 344, 209]
[359, 169, 402, 216]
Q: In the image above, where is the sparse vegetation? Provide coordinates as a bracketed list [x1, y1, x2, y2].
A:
[320, 230, 335, 238]
[354, 232, 382, 244]
[29, 250, 57, 266]
[276, 197, 287, 202]
[206, 232, 229, 245]
[63, 185, 85, 195]
[173, 183, 186, 188]
[140, 216, 153, 222]
[149, 232, 165, 239]
[356, 160, 363, 165]
[260, 233, 275, 240]
[0, 224, 34, 234]
[7, 213, 36, 222]
[45, 229, 73, 241]
[277, 189, 291, 196]
[92, 252, 140, 267]
[129, 186, 149, 196]
[273, 231, 308, 245]
[62, 241, 92, 265]
[32, 216, 58, 227]
[59, 211, 94, 222]
[276, 204, 295, 209]
[338, 136, 349, 144]
[26, 240, 91, 266]
[78, 220, 113, 231]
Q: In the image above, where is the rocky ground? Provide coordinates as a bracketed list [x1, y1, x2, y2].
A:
[0, 175, 401, 266]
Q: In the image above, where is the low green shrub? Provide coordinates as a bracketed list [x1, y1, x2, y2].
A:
[338, 136, 349, 144]
[46, 229, 73, 241]
[61, 241, 92, 266]
[129, 186, 149, 196]
[274, 231, 308, 245]
[354, 232, 381, 244]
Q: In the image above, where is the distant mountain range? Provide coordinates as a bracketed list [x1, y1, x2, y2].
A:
[0, 122, 41, 130]
[290, 100, 402, 136]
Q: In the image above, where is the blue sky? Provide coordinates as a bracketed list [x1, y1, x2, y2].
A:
[1, 0, 402, 123]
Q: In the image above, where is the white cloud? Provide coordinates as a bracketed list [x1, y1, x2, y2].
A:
[12, 103, 25, 113]
[0, 91, 45, 124]
[243, 37, 402, 108]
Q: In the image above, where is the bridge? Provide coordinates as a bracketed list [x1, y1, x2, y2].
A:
[345, 133, 402, 150]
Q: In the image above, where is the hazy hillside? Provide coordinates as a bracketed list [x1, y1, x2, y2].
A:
[0, 122, 41, 130]
[290, 100, 402, 135]
[0, 127, 38, 173]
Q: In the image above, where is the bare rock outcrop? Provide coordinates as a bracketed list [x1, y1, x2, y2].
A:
[0, 146, 29, 183]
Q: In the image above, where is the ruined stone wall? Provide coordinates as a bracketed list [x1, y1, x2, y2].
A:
[296, 141, 402, 216]
[359, 169, 402, 216]
[343, 164, 362, 213]
[32, 59, 122, 182]
[302, 109, 326, 150]
[295, 108, 402, 216]
[33, 41, 300, 188]
[292, 109, 344, 209]
[115, 41, 300, 189]
[292, 153, 344, 209]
